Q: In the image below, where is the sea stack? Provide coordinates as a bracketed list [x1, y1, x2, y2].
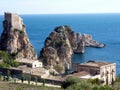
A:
[40, 25, 105, 74]
[0, 12, 37, 59]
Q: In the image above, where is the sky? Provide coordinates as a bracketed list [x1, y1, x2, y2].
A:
[0, 0, 120, 15]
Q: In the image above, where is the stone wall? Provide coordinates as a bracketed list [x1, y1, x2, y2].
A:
[5, 12, 23, 30]
[0, 68, 23, 77]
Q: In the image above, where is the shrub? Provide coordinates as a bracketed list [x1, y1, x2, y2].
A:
[6, 70, 11, 81]
[42, 78, 46, 87]
[99, 85, 114, 90]
[0, 62, 10, 68]
[87, 78, 101, 85]
[0, 51, 19, 68]
[21, 74, 25, 83]
[115, 76, 120, 82]
[11, 60, 19, 67]
[54, 64, 64, 73]
[28, 76, 31, 85]
[14, 29, 24, 34]
[0, 51, 12, 64]
[34, 77, 38, 85]
[61, 76, 81, 89]
[66, 81, 92, 90]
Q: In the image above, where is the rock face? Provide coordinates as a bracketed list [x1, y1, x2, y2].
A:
[0, 12, 37, 59]
[39, 26, 105, 73]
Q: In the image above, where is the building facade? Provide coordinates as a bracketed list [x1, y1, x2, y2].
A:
[16, 59, 43, 68]
[72, 61, 116, 85]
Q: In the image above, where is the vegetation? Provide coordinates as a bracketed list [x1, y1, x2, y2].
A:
[54, 64, 64, 73]
[34, 77, 38, 85]
[21, 74, 25, 83]
[0, 51, 19, 68]
[42, 78, 46, 87]
[87, 78, 101, 85]
[61, 76, 115, 90]
[14, 28, 24, 34]
[0, 62, 10, 68]
[6, 70, 11, 81]
[0, 81, 61, 90]
[64, 25, 72, 31]
[61, 76, 81, 89]
[52, 39, 66, 47]
[1, 75, 120, 90]
[28, 76, 31, 85]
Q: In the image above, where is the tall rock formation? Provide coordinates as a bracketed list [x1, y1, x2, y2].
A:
[39, 26, 105, 73]
[0, 12, 37, 59]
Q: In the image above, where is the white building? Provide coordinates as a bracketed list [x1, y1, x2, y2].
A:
[72, 61, 116, 85]
[16, 59, 43, 68]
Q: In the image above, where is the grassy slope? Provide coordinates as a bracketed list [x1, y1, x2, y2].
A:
[0, 81, 62, 90]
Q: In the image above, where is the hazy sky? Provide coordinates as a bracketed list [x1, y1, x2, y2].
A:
[0, 0, 120, 14]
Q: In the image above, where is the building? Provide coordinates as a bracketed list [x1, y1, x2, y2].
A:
[15, 59, 50, 78]
[72, 61, 116, 85]
[16, 59, 43, 68]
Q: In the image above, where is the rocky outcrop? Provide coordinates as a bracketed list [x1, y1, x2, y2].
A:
[0, 12, 37, 59]
[39, 26, 105, 73]
[82, 34, 105, 48]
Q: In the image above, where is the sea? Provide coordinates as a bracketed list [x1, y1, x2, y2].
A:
[0, 14, 120, 75]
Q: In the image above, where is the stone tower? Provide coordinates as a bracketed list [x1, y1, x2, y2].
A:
[0, 12, 37, 60]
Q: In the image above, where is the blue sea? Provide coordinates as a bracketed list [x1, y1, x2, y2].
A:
[0, 14, 120, 75]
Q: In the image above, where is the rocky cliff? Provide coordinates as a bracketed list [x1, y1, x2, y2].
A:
[0, 12, 37, 59]
[40, 26, 105, 73]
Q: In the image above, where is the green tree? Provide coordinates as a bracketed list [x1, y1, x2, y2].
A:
[87, 78, 101, 85]
[6, 70, 11, 81]
[66, 81, 92, 90]
[21, 74, 25, 83]
[34, 77, 38, 85]
[28, 76, 31, 85]
[61, 76, 81, 89]
[42, 78, 46, 87]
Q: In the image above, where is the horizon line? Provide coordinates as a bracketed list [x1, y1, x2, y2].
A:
[0, 12, 120, 15]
